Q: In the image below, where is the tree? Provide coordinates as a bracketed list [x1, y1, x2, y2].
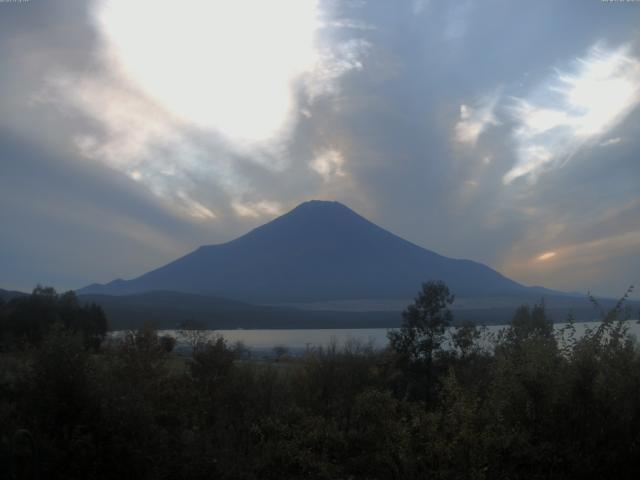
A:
[388, 281, 454, 401]
[452, 321, 482, 359]
[0, 296, 7, 347]
[389, 281, 454, 365]
[1, 287, 108, 349]
[189, 336, 236, 390]
[508, 302, 553, 343]
[178, 318, 207, 355]
[272, 345, 289, 360]
[158, 334, 177, 353]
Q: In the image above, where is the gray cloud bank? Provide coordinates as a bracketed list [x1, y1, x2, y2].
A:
[1, 0, 639, 299]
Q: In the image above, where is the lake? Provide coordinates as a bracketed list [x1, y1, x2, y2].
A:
[112, 320, 640, 357]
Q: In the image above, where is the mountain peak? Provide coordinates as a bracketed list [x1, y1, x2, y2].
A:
[238, 198, 376, 244]
[286, 200, 357, 218]
[294, 199, 348, 209]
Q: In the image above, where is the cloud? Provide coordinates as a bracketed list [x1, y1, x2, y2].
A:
[326, 19, 376, 31]
[2, 0, 639, 298]
[38, 70, 236, 221]
[454, 93, 500, 146]
[600, 137, 622, 147]
[92, 0, 319, 145]
[310, 148, 346, 181]
[514, 230, 640, 273]
[444, 1, 472, 42]
[412, 0, 429, 15]
[231, 200, 283, 218]
[33, 0, 369, 222]
[500, 198, 640, 296]
[504, 44, 640, 184]
[176, 192, 217, 220]
[536, 251, 557, 261]
[303, 38, 371, 102]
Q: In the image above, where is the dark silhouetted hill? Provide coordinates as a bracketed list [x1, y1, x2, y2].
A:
[78, 200, 552, 303]
[76, 290, 636, 330]
[0, 288, 28, 302]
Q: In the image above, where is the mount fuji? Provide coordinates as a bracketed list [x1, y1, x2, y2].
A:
[78, 200, 553, 303]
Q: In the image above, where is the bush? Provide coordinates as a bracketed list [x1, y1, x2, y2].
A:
[2, 284, 640, 479]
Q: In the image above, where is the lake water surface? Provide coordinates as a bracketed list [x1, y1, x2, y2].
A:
[128, 320, 640, 356]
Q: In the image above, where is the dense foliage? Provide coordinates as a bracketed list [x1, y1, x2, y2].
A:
[1, 283, 639, 479]
[0, 286, 107, 349]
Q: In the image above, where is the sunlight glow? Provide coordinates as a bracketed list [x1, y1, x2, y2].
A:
[504, 45, 640, 184]
[562, 48, 638, 137]
[94, 0, 321, 144]
[45, 0, 369, 222]
[536, 251, 557, 262]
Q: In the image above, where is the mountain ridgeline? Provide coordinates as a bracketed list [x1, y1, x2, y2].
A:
[78, 200, 545, 303]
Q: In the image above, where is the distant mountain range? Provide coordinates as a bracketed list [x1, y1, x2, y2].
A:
[60, 291, 632, 330]
[78, 200, 558, 302]
[1, 286, 633, 330]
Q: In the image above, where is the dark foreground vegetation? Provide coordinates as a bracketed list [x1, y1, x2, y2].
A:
[1, 283, 639, 479]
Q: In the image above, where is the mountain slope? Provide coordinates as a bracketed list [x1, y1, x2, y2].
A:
[78, 200, 547, 302]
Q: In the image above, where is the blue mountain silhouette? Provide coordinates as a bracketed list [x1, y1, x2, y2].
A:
[78, 200, 547, 302]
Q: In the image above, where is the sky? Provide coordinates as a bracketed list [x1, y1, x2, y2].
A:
[1, 0, 639, 299]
